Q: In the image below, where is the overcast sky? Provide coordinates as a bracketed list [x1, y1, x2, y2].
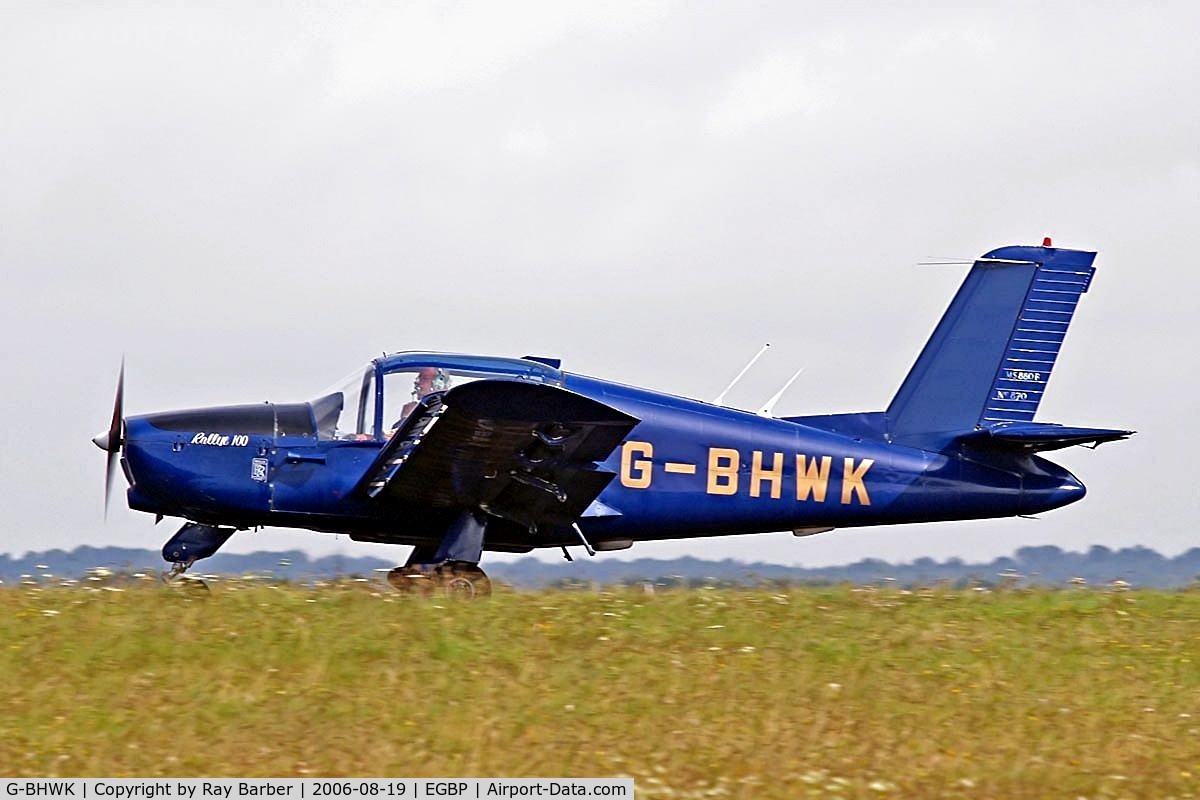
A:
[2, 2, 1197, 568]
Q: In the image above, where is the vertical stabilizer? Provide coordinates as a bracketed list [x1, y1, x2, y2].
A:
[885, 244, 1097, 449]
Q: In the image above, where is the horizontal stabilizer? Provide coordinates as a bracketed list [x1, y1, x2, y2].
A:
[964, 422, 1133, 453]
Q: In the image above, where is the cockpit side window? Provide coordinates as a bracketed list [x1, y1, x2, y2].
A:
[380, 367, 491, 433]
[382, 368, 445, 432]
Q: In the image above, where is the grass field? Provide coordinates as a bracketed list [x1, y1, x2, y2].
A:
[1, 579, 1198, 798]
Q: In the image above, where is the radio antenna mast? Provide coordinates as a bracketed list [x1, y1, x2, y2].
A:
[758, 367, 805, 417]
[713, 343, 770, 406]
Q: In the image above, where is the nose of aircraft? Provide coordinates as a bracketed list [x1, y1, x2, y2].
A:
[92, 430, 112, 451]
[1020, 462, 1087, 515]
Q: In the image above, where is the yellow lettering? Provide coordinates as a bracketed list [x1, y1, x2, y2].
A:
[706, 448, 739, 495]
[750, 451, 784, 499]
[795, 455, 832, 502]
[841, 457, 874, 505]
[620, 441, 654, 489]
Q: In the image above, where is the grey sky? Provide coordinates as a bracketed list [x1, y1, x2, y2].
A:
[2, 2, 1197, 567]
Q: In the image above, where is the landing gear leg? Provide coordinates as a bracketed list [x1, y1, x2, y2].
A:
[163, 558, 195, 581]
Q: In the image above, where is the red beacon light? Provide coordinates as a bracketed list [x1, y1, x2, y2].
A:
[1043, 236, 1053, 247]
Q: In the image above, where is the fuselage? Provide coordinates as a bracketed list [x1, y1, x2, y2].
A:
[120, 358, 1085, 553]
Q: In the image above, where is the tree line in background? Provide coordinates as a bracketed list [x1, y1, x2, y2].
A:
[1, 543, 1197, 588]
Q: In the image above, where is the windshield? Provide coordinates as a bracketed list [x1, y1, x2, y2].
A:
[311, 365, 376, 440]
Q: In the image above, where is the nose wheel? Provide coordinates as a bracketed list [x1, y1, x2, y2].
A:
[161, 559, 209, 592]
[386, 562, 492, 599]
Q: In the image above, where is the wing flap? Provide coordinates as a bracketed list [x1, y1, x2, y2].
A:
[357, 380, 638, 527]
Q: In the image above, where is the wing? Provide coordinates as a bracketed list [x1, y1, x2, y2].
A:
[357, 380, 639, 528]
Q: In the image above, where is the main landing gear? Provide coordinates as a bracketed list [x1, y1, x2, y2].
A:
[386, 561, 492, 599]
[386, 510, 493, 599]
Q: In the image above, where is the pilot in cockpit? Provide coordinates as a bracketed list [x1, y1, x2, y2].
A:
[395, 367, 449, 429]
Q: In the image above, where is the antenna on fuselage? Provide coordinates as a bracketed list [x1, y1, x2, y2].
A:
[713, 343, 770, 406]
[758, 367, 805, 417]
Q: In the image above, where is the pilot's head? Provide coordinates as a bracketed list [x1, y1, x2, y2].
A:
[413, 367, 447, 398]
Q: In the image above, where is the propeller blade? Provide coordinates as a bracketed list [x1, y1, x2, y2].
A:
[110, 358, 124, 445]
[102, 359, 125, 519]
[105, 447, 119, 518]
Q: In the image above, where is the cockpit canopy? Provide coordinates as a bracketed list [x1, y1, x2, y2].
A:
[312, 353, 563, 440]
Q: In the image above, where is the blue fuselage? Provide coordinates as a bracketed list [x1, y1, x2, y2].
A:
[121, 369, 1085, 552]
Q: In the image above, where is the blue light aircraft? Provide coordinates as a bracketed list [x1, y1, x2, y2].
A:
[94, 242, 1131, 596]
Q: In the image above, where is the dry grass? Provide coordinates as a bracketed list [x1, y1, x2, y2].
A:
[1, 579, 1198, 798]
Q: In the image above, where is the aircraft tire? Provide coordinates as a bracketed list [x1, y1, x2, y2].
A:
[163, 575, 210, 594]
[386, 567, 436, 597]
[436, 563, 492, 600]
[386, 563, 492, 599]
